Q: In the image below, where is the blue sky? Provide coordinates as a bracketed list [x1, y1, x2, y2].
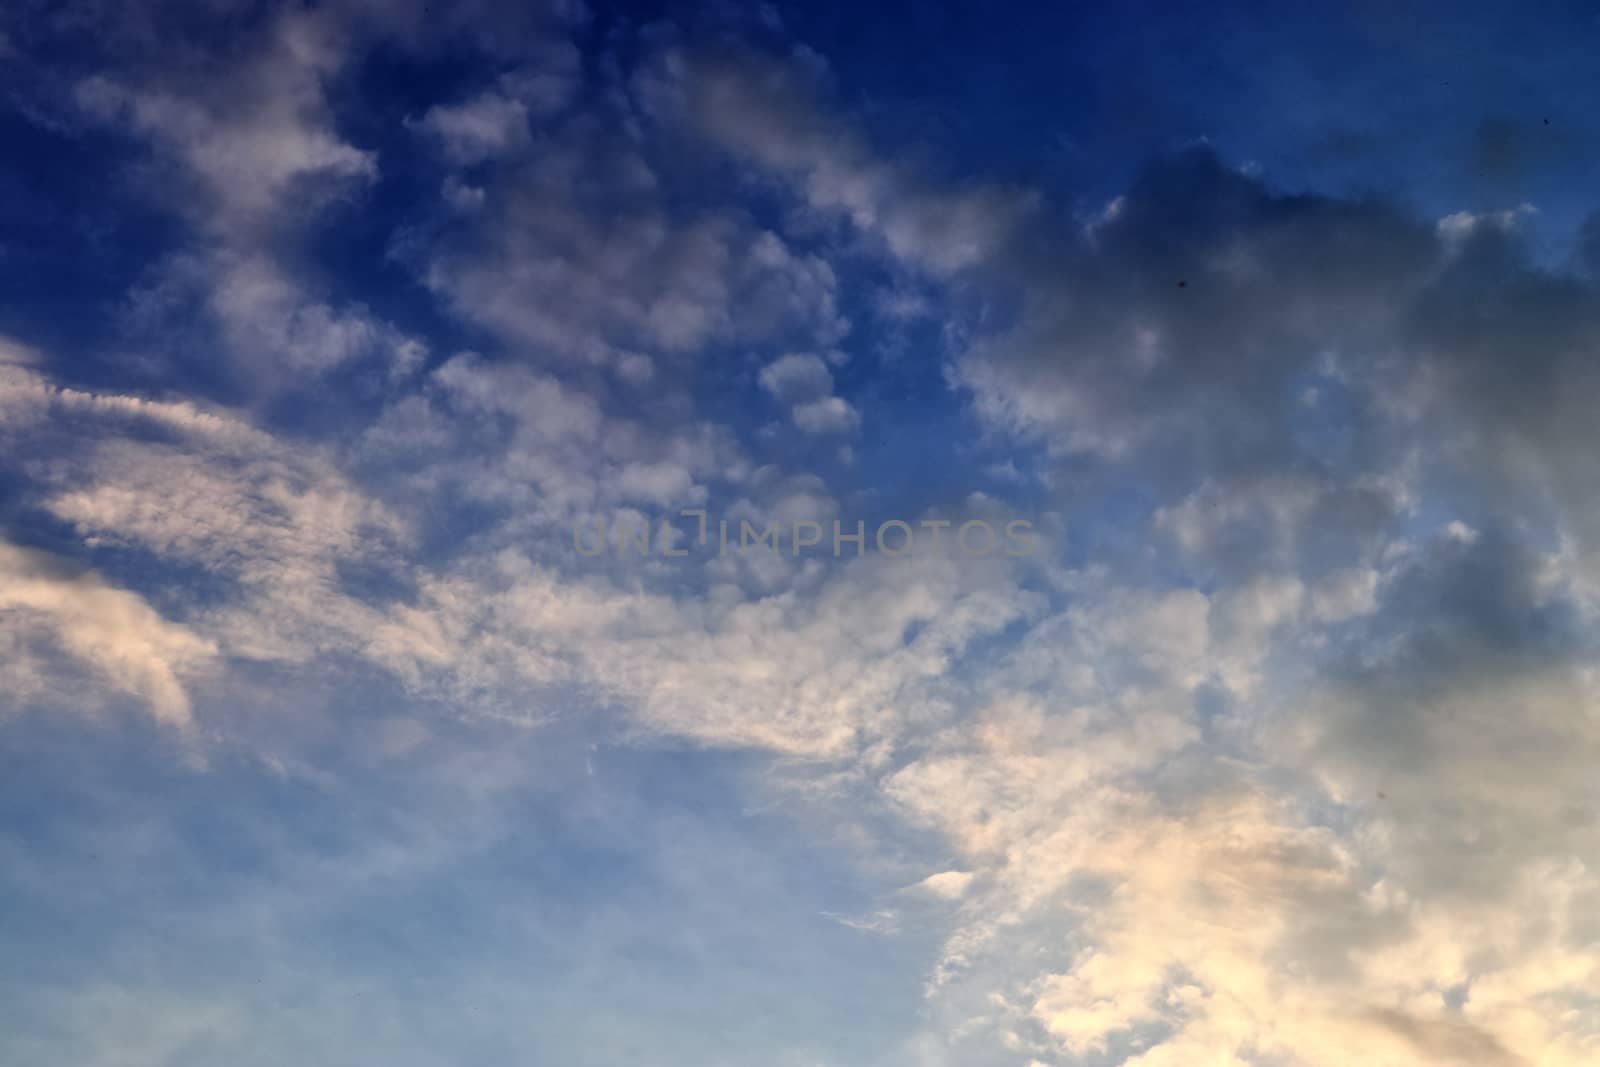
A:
[3, 2, 1600, 1065]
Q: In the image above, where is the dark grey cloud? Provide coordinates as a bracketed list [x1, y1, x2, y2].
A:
[1287, 526, 1599, 909]
[1403, 224, 1600, 530]
[968, 149, 1439, 478]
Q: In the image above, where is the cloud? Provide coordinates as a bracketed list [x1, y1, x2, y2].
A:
[760, 353, 858, 434]
[7, 15, 1600, 1067]
[0, 542, 215, 726]
[0, 335, 43, 366]
[72, 6, 376, 235]
[759, 352, 834, 403]
[955, 151, 1437, 474]
[410, 90, 532, 165]
[199, 252, 428, 377]
[1437, 203, 1538, 244]
[412, 122, 848, 370]
[0, 359, 1034, 762]
[790, 394, 859, 434]
[907, 871, 974, 901]
[866, 526, 1599, 1063]
[640, 43, 1037, 276]
[407, 51, 581, 164]
[50, 3, 428, 390]
[1, 362, 417, 675]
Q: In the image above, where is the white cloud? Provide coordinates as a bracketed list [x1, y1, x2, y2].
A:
[410, 91, 531, 164]
[1437, 203, 1537, 243]
[74, 7, 375, 234]
[0, 542, 216, 727]
[908, 871, 974, 901]
[642, 45, 1036, 276]
[760, 353, 858, 434]
[790, 395, 859, 435]
[203, 252, 428, 376]
[0, 335, 43, 366]
[418, 139, 847, 366]
[759, 352, 833, 403]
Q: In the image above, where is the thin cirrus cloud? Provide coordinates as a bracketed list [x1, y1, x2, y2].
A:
[1, 2, 1599, 1066]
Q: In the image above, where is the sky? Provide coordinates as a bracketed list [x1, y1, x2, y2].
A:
[2, 2, 1600, 1064]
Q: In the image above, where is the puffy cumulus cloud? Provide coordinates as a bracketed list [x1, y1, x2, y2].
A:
[70, 5, 375, 235]
[411, 112, 849, 373]
[760, 352, 859, 435]
[25, 1, 438, 389]
[759, 352, 835, 403]
[135, 250, 430, 380]
[114, 239, 428, 392]
[361, 351, 742, 539]
[410, 89, 533, 165]
[958, 150, 1441, 479]
[34, 0, 581, 230]
[405, 52, 582, 165]
[0, 542, 215, 727]
[790, 394, 859, 435]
